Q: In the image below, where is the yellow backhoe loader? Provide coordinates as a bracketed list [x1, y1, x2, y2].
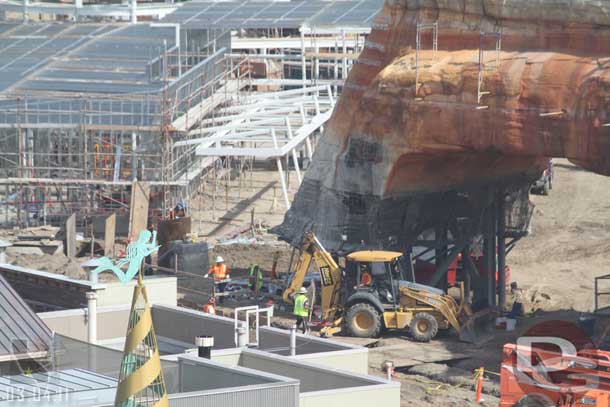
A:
[283, 232, 490, 343]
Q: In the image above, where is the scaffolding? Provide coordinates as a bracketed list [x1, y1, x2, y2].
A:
[0, 0, 380, 230]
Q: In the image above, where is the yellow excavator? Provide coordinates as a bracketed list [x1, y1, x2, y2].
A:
[283, 232, 489, 342]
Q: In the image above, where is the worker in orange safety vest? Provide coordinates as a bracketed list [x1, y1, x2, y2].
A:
[205, 256, 230, 304]
[203, 297, 216, 315]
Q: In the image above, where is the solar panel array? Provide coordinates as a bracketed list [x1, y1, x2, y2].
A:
[164, 0, 383, 29]
[0, 0, 383, 126]
[14, 24, 175, 95]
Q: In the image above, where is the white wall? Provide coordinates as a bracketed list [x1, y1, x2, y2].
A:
[96, 277, 177, 307]
[294, 349, 369, 375]
[39, 305, 131, 341]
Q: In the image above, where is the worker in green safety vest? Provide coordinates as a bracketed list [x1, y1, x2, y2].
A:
[293, 287, 310, 334]
[248, 264, 263, 296]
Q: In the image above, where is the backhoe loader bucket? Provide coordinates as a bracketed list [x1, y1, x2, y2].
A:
[458, 308, 495, 344]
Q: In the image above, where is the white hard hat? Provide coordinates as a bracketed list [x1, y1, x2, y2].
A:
[298, 287, 308, 294]
[215, 256, 224, 263]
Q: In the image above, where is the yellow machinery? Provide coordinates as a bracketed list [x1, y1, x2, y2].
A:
[283, 232, 486, 342]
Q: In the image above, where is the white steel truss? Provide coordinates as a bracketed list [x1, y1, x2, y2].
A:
[175, 85, 336, 209]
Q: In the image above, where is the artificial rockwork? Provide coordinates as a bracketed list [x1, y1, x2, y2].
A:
[276, 0, 610, 250]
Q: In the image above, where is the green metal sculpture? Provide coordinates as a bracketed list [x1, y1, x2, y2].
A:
[91, 229, 159, 284]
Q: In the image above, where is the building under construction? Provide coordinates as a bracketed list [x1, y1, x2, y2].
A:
[0, 0, 382, 230]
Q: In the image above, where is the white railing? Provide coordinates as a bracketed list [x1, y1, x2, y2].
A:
[233, 305, 273, 347]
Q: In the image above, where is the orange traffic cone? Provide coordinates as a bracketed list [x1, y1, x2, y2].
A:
[475, 367, 484, 403]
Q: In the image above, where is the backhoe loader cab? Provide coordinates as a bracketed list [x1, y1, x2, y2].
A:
[342, 250, 480, 342]
[345, 251, 411, 304]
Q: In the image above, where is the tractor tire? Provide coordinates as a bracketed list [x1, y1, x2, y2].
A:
[409, 313, 439, 342]
[514, 394, 554, 407]
[346, 303, 382, 338]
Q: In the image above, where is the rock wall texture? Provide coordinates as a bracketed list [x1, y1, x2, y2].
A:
[276, 0, 610, 250]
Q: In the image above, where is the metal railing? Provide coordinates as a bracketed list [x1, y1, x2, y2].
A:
[595, 274, 610, 314]
[234, 305, 273, 347]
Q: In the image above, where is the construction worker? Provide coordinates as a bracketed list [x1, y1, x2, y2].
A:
[293, 287, 310, 334]
[205, 256, 230, 304]
[173, 201, 187, 218]
[203, 297, 216, 315]
[360, 270, 373, 287]
[248, 264, 263, 296]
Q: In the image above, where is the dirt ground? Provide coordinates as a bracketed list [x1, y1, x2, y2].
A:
[508, 159, 610, 313]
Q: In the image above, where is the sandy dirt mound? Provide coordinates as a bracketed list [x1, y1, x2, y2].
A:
[508, 159, 610, 312]
[7, 252, 87, 280]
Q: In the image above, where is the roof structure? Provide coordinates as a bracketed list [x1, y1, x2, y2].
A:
[0, 368, 117, 404]
[0, 274, 53, 361]
[0, 22, 199, 129]
[0, 22, 175, 96]
[175, 84, 336, 208]
[163, 0, 383, 30]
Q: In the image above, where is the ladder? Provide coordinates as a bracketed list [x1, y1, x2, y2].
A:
[415, 21, 438, 98]
[477, 30, 502, 109]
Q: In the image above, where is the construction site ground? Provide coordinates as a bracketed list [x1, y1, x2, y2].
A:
[199, 158, 610, 406]
[4, 159, 610, 405]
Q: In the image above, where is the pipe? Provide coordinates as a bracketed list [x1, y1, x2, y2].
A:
[195, 336, 214, 359]
[289, 324, 296, 356]
[0, 240, 11, 264]
[22, 0, 28, 23]
[74, 0, 82, 21]
[130, 0, 137, 24]
[236, 323, 248, 347]
[86, 291, 97, 344]
[384, 360, 395, 380]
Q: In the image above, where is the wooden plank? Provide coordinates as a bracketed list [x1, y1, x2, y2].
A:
[65, 213, 76, 258]
[104, 213, 116, 258]
[128, 181, 150, 241]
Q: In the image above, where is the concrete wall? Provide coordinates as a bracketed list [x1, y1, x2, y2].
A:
[97, 277, 177, 307]
[167, 383, 299, 407]
[39, 306, 131, 342]
[172, 354, 300, 407]
[238, 349, 400, 407]
[240, 349, 384, 392]
[179, 355, 274, 391]
[0, 264, 176, 310]
[210, 349, 242, 366]
[258, 326, 352, 355]
[294, 349, 369, 375]
[151, 305, 367, 363]
[300, 385, 400, 407]
[0, 264, 99, 310]
[152, 305, 238, 349]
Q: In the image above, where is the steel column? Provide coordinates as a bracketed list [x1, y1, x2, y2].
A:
[497, 189, 507, 311]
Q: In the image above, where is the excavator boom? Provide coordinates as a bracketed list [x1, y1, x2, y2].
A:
[282, 232, 342, 321]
